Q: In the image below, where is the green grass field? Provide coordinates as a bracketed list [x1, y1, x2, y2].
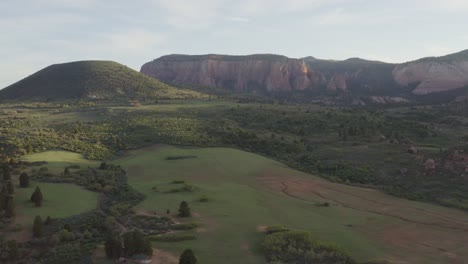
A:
[22, 150, 98, 173]
[8, 182, 98, 241]
[115, 145, 468, 264]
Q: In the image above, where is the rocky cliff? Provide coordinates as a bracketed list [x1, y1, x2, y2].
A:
[141, 50, 468, 98]
[141, 54, 326, 92]
[393, 52, 468, 95]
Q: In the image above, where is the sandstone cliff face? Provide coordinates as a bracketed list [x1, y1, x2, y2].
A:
[141, 55, 326, 92]
[141, 50, 468, 98]
[393, 61, 468, 95]
[326, 73, 347, 91]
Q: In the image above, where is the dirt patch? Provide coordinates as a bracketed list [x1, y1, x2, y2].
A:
[258, 172, 468, 232]
[192, 211, 201, 218]
[240, 242, 250, 251]
[196, 227, 207, 233]
[256, 225, 268, 233]
[152, 248, 178, 264]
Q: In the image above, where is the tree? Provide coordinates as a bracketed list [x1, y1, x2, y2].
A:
[6, 181, 14, 194]
[64, 223, 72, 232]
[30, 186, 43, 207]
[7, 240, 19, 260]
[122, 230, 153, 257]
[178, 201, 191, 217]
[5, 195, 15, 217]
[105, 235, 122, 259]
[2, 164, 10, 181]
[33, 215, 43, 237]
[64, 167, 70, 176]
[179, 249, 197, 264]
[0, 184, 7, 210]
[19, 172, 30, 188]
[44, 216, 52, 225]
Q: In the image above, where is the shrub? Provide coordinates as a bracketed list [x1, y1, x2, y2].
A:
[263, 230, 356, 264]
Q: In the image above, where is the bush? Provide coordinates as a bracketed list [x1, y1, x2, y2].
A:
[148, 234, 196, 242]
[263, 230, 356, 264]
[172, 223, 199, 230]
[265, 225, 289, 234]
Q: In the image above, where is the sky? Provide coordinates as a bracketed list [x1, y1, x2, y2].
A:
[1, 0, 467, 88]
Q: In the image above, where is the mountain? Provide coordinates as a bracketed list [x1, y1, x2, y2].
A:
[393, 50, 468, 95]
[141, 54, 325, 92]
[0, 60, 204, 101]
[141, 50, 468, 102]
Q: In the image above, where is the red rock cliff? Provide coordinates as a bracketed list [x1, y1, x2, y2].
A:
[140, 54, 326, 92]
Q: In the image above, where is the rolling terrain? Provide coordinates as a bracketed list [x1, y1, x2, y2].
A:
[19, 145, 468, 264]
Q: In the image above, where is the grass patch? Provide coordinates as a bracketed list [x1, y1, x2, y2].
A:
[116, 144, 468, 264]
[14, 182, 98, 228]
[149, 234, 197, 242]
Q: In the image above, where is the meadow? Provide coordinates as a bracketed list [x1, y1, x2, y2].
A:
[114, 144, 468, 264]
[7, 182, 98, 241]
[1, 99, 467, 263]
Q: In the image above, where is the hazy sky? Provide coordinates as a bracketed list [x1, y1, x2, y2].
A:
[1, 0, 467, 88]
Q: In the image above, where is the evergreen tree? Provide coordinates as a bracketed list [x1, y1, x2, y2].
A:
[6, 181, 14, 194]
[30, 186, 43, 207]
[2, 164, 10, 181]
[44, 216, 52, 225]
[64, 167, 70, 176]
[5, 195, 15, 218]
[64, 223, 72, 232]
[19, 172, 30, 188]
[121, 230, 153, 257]
[33, 215, 43, 237]
[178, 201, 191, 217]
[7, 240, 19, 260]
[105, 235, 122, 259]
[179, 249, 197, 264]
[0, 184, 7, 210]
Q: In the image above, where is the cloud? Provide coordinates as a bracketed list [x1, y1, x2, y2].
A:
[31, 0, 97, 8]
[152, 0, 222, 29]
[226, 16, 250, 23]
[424, 46, 458, 56]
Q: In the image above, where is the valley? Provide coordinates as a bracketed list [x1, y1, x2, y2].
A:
[0, 97, 467, 264]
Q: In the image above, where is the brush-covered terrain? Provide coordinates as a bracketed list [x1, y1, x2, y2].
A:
[0, 96, 467, 264]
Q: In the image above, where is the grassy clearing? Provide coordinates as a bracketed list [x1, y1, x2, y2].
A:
[22, 150, 98, 173]
[115, 145, 468, 264]
[11, 182, 98, 235]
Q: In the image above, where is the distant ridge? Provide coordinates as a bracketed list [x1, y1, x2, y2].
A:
[141, 49, 468, 100]
[0, 60, 204, 101]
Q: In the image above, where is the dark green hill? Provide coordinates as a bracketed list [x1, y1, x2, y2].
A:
[0, 60, 204, 101]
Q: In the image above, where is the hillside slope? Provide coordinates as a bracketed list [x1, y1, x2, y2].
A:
[0, 60, 204, 101]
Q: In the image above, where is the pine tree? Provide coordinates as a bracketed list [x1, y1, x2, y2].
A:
[7, 240, 19, 260]
[105, 235, 122, 259]
[30, 186, 43, 207]
[33, 215, 43, 238]
[2, 164, 10, 181]
[19, 172, 29, 188]
[0, 184, 7, 210]
[179, 249, 197, 264]
[178, 201, 191, 217]
[5, 195, 15, 218]
[6, 181, 14, 194]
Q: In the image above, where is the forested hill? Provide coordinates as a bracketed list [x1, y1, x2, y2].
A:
[0, 61, 205, 101]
